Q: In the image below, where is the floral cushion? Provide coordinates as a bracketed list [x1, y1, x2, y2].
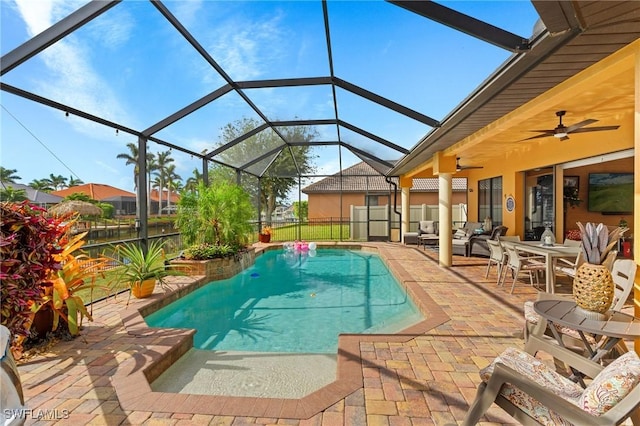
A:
[578, 351, 640, 415]
[523, 301, 597, 344]
[480, 347, 583, 425]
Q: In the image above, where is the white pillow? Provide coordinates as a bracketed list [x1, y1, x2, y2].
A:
[454, 229, 466, 239]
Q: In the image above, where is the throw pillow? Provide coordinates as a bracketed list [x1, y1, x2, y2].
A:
[578, 351, 640, 415]
[454, 229, 466, 239]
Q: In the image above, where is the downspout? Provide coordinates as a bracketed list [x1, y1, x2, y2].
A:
[386, 177, 401, 242]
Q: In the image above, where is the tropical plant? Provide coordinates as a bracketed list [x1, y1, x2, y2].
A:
[68, 176, 84, 187]
[29, 178, 53, 191]
[107, 240, 181, 304]
[117, 143, 157, 213]
[176, 181, 255, 247]
[64, 192, 95, 202]
[0, 186, 28, 202]
[45, 173, 68, 190]
[0, 167, 21, 183]
[0, 201, 66, 356]
[31, 228, 110, 336]
[154, 150, 174, 214]
[184, 168, 203, 192]
[213, 117, 317, 224]
[576, 222, 627, 265]
[181, 243, 236, 260]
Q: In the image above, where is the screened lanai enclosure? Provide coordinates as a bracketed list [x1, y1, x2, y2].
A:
[1, 0, 541, 242]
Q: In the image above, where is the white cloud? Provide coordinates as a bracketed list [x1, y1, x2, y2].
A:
[207, 10, 287, 81]
[13, 0, 130, 136]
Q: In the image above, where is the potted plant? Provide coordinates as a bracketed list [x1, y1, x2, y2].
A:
[573, 222, 627, 319]
[259, 226, 272, 243]
[108, 239, 181, 305]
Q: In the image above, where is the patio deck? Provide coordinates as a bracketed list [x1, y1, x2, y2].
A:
[14, 242, 635, 425]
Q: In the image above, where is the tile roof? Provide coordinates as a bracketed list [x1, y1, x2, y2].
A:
[302, 162, 467, 193]
[51, 183, 136, 201]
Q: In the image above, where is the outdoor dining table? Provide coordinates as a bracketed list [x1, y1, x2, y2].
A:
[500, 240, 581, 294]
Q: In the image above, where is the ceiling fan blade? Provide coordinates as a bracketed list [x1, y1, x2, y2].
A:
[565, 119, 598, 133]
[559, 135, 569, 141]
[569, 125, 620, 134]
[459, 165, 484, 170]
[520, 132, 554, 141]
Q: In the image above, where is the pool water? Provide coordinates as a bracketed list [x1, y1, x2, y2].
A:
[145, 249, 422, 353]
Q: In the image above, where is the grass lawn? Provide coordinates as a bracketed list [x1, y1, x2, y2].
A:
[267, 223, 351, 241]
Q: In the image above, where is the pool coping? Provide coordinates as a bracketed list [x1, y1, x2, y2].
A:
[111, 242, 450, 419]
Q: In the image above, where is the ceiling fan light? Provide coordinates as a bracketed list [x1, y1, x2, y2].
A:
[554, 131, 568, 138]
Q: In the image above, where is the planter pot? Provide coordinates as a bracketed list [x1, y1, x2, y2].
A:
[573, 263, 614, 319]
[259, 234, 271, 243]
[131, 278, 157, 299]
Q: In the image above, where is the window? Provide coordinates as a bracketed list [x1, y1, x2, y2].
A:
[478, 177, 502, 226]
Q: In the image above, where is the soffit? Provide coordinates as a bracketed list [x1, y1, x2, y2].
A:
[391, 0, 640, 178]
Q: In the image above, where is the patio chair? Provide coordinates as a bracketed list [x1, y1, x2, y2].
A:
[462, 345, 640, 426]
[553, 250, 584, 280]
[485, 239, 506, 284]
[523, 258, 637, 348]
[500, 245, 546, 294]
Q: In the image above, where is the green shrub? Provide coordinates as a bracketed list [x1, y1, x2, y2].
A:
[182, 243, 236, 260]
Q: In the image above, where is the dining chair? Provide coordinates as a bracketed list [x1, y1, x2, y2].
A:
[500, 245, 546, 294]
[485, 239, 506, 284]
[498, 235, 521, 242]
[554, 250, 584, 280]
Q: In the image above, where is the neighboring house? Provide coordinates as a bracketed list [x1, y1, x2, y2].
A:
[0, 181, 63, 207]
[51, 183, 137, 215]
[149, 189, 180, 214]
[302, 162, 468, 219]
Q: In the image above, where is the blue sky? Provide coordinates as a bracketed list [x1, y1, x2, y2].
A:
[0, 0, 539, 198]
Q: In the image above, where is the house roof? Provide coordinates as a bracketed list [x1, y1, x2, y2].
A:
[390, 1, 640, 176]
[0, 181, 63, 204]
[51, 183, 136, 201]
[149, 189, 180, 203]
[303, 162, 467, 193]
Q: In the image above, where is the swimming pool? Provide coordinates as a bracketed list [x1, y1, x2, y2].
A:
[145, 248, 422, 354]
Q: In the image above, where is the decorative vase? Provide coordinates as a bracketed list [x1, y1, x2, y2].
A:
[131, 278, 156, 299]
[540, 225, 555, 247]
[259, 233, 271, 243]
[573, 263, 614, 320]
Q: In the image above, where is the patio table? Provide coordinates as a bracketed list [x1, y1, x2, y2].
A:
[532, 299, 640, 384]
[500, 241, 581, 294]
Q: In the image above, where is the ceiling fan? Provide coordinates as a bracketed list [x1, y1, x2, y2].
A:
[456, 157, 483, 171]
[522, 110, 620, 141]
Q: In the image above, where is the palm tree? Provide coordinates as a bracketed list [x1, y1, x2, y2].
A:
[146, 153, 157, 214]
[0, 167, 21, 183]
[185, 168, 203, 192]
[164, 164, 182, 212]
[154, 150, 174, 215]
[117, 143, 157, 215]
[68, 176, 84, 187]
[29, 179, 54, 191]
[116, 143, 140, 190]
[44, 174, 67, 190]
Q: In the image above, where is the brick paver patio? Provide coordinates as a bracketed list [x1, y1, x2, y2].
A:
[14, 242, 633, 425]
